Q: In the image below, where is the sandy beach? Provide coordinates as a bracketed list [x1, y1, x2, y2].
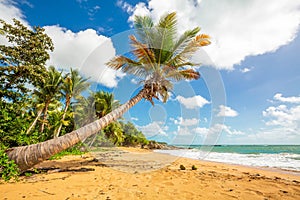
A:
[1, 147, 299, 200]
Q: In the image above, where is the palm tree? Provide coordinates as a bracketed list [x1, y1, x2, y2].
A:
[93, 91, 123, 146]
[83, 91, 123, 147]
[26, 66, 63, 134]
[73, 95, 97, 128]
[94, 91, 120, 118]
[54, 69, 89, 138]
[103, 122, 124, 145]
[6, 12, 210, 172]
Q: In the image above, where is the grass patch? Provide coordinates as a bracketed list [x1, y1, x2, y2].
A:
[49, 146, 85, 160]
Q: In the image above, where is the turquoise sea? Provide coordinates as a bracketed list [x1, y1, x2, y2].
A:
[155, 145, 300, 172]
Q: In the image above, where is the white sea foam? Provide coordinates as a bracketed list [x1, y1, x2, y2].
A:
[154, 149, 300, 171]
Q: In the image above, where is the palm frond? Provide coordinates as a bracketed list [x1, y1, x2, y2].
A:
[196, 34, 211, 46]
[166, 68, 200, 81]
[134, 15, 154, 45]
[179, 69, 200, 80]
[122, 63, 152, 79]
[155, 12, 177, 64]
[167, 33, 210, 68]
[106, 55, 140, 70]
[129, 35, 156, 66]
[171, 27, 200, 58]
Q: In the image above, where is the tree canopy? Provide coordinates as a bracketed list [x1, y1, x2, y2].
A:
[0, 19, 54, 102]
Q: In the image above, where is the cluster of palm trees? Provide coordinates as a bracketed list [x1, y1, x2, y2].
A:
[25, 67, 89, 139]
[25, 66, 130, 146]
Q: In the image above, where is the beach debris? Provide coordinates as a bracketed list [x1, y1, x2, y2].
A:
[280, 190, 288, 194]
[180, 165, 186, 170]
[192, 165, 198, 170]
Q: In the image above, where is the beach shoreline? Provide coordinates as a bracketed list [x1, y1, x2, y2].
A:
[1, 147, 299, 199]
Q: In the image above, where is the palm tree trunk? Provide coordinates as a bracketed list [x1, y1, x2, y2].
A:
[26, 109, 43, 135]
[55, 98, 70, 138]
[7, 88, 146, 172]
[40, 102, 50, 133]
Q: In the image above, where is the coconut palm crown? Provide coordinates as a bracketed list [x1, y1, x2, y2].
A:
[107, 12, 210, 104]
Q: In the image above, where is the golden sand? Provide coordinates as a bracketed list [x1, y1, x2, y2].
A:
[1, 148, 299, 200]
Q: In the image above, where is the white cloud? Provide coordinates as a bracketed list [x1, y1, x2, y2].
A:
[273, 93, 300, 104]
[176, 95, 210, 109]
[130, 78, 138, 84]
[117, 0, 150, 23]
[194, 124, 244, 136]
[246, 94, 300, 144]
[117, 0, 133, 12]
[240, 67, 253, 73]
[0, 0, 29, 26]
[125, 0, 300, 70]
[131, 117, 139, 121]
[263, 105, 300, 129]
[0, 0, 30, 45]
[177, 127, 193, 136]
[137, 121, 168, 137]
[171, 117, 199, 126]
[217, 105, 238, 117]
[44, 25, 123, 88]
[19, 0, 33, 8]
[254, 95, 300, 144]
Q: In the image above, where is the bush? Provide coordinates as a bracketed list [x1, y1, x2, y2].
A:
[0, 148, 19, 182]
[192, 165, 197, 170]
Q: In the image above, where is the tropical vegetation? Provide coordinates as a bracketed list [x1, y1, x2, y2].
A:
[0, 12, 210, 179]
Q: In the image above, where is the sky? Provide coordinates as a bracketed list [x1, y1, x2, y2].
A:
[1, 0, 300, 145]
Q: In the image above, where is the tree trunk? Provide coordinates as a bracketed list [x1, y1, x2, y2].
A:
[26, 109, 43, 135]
[6, 88, 146, 172]
[55, 97, 70, 138]
[40, 102, 50, 133]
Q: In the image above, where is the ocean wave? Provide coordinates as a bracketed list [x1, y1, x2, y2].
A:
[154, 149, 300, 172]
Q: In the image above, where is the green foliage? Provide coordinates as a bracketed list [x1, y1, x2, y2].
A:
[0, 101, 45, 147]
[0, 19, 53, 102]
[55, 69, 90, 137]
[121, 121, 149, 146]
[103, 122, 124, 146]
[94, 91, 120, 118]
[30, 66, 64, 133]
[180, 164, 186, 170]
[192, 165, 197, 170]
[24, 172, 33, 177]
[0, 147, 19, 182]
[0, 19, 53, 66]
[49, 144, 86, 160]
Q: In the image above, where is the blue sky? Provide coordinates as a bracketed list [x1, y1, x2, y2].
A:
[1, 0, 300, 145]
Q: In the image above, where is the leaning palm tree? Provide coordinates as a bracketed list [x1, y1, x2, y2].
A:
[6, 12, 210, 172]
[54, 69, 89, 138]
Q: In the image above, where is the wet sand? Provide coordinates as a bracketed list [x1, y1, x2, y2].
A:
[1, 147, 299, 200]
